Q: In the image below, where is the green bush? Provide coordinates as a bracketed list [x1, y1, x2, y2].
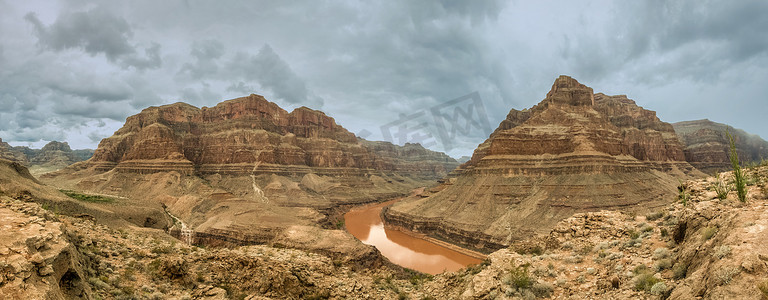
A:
[726, 130, 747, 202]
[505, 264, 532, 290]
[60, 190, 115, 203]
[678, 180, 690, 206]
[634, 273, 662, 292]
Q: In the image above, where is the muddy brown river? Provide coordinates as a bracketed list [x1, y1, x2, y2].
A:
[344, 199, 482, 274]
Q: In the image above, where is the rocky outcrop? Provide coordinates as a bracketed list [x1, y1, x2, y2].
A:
[86, 95, 457, 177]
[0, 198, 91, 299]
[673, 119, 768, 173]
[386, 76, 702, 252]
[0, 138, 28, 165]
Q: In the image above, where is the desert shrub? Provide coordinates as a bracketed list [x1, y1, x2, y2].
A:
[653, 247, 671, 260]
[714, 266, 740, 286]
[714, 245, 732, 259]
[531, 282, 554, 298]
[650, 282, 669, 295]
[646, 211, 665, 221]
[678, 180, 690, 206]
[633, 264, 650, 275]
[655, 259, 672, 272]
[702, 227, 718, 241]
[714, 173, 730, 200]
[504, 264, 533, 290]
[726, 130, 747, 202]
[672, 263, 688, 280]
[660, 228, 669, 237]
[634, 273, 662, 292]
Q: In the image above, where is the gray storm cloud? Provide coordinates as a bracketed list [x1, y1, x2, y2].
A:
[25, 8, 162, 70]
[0, 0, 765, 156]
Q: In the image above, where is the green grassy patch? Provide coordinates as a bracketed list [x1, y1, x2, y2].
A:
[60, 190, 115, 203]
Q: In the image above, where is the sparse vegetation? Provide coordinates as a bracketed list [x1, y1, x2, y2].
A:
[645, 211, 664, 221]
[726, 129, 747, 202]
[672, 263, 688, 280]
[60, 190, 115, 203]
[714, 245, 732, 259]
[634, 273, 662, 293]
[504, 264, 533, 290]
[714, 173, 729, 200]
[713, 266, 740, 286]
[678, 180, 690, 206]
[702, 227, 718, 241]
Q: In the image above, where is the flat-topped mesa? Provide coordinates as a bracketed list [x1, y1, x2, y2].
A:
[385, 76, 702, 252]
[85, 94, 456, 177]
[544, 75, 595, 107]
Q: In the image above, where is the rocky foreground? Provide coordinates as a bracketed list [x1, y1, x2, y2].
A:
[4, 162, 767, 299]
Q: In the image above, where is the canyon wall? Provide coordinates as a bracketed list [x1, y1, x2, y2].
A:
[385, 76, 702, 252]
[673, 119, 768, 173]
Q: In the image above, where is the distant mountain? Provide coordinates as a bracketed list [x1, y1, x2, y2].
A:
[0, 139, 94, 175]
[673, 119, 768, 173]
[0, 138, 28, 164]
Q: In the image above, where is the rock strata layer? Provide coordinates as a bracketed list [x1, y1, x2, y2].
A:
[673, 119, 768, 173]
[385, 76, 702, 251]
[85, 95, 456, 177]
[42, 95, 457, 255]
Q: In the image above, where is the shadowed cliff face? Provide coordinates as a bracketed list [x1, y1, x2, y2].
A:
[673, 119, 768, 173]
[386, 76, 703, 252]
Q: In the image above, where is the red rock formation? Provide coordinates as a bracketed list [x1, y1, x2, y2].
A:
[385, 76, 702, 251]
[673, 119, 768, 173]
[88, 94, 455, 177]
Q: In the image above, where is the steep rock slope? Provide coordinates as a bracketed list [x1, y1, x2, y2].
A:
[673, 119, 768, 173]
[386, 76, 702, 251]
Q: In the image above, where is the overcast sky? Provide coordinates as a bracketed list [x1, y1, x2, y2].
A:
[1, 0, 766, 158]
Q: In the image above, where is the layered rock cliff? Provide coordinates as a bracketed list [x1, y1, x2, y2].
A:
[85, 95, 456, 177]
[385, 76, 702, 251]
[673, 119, 768, 173]
[42, 95, 457, 255]
[0, 139, 93, 175]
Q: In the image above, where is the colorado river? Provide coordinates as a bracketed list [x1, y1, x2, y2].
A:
[344, 199, 482, 274]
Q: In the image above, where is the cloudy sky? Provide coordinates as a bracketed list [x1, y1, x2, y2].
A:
[1, 0, 766, 158]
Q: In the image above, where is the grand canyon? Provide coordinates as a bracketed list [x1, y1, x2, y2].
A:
[2, 2, 768, 299]
[2, 75, 768, 299]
